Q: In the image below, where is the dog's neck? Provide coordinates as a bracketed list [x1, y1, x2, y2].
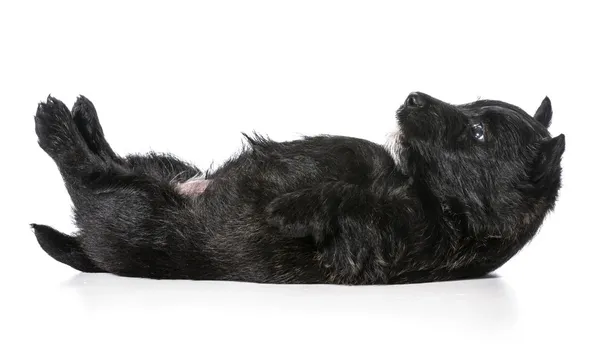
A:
[384, 129, 407, 172]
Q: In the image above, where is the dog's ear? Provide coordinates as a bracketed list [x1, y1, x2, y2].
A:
[530, 134, 565, 185]
[534, 97, 553, 128]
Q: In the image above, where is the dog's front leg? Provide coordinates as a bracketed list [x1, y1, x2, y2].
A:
[265, 182, 411, 283]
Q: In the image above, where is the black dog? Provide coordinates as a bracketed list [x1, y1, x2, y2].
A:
[32, 92, 564, 284]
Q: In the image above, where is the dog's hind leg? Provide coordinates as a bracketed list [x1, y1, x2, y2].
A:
[35, 96, 113, 197]
[34, 96, 209, 278]
[33, 96, 115, 272]
[71, 95, 123, 166]
[71, 96, 201, 183]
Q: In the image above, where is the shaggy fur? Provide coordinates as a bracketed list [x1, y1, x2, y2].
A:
[31, 92, 565, 284]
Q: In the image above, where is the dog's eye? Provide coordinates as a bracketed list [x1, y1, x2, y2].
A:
[470, 123, 485, 141]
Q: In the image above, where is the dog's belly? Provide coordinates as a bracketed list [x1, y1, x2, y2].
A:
[176, 179, 212, 195]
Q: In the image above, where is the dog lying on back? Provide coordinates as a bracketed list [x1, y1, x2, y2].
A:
[32, 92, 565, 284]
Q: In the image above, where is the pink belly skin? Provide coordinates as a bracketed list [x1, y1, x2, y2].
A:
[176, 179, 212, 196]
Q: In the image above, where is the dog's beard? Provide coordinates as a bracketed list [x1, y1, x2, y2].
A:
[384, 126, 406, 171]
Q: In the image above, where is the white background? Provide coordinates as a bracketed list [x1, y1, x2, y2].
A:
[1, 1, 598, 347]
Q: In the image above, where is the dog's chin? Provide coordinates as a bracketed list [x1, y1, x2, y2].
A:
[395, 105, 407, 122]
[397, 114, 432, 144]
[395, 108, 419, 138]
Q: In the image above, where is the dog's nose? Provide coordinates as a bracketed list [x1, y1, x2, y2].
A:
[405, 92, 427, 109]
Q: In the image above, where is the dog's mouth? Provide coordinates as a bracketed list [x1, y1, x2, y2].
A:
[395, 92, 452, 143]
[396, 92, 430, 125]
[395, 105, 407, 120]
[395, 106, 423, 130]
[395, 104, 428, 141]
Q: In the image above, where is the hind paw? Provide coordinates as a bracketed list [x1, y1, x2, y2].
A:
[71, 95, 121, 163]
[34, 95, 83, 158]
[72, 95, 101, 145]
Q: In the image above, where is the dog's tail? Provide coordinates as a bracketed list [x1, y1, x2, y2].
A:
[31, 224, 103, 273]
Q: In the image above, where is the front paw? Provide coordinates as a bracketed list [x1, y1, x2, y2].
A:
[265, 192, 330, 241]
[34, 95, 80, 158]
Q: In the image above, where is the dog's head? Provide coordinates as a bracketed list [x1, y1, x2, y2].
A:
[391, 92, 565, 238]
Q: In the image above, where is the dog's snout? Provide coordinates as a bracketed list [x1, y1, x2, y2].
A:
[405, 92, 427, 109]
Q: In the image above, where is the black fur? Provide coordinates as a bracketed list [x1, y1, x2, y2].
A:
[31, 92, 565, 284]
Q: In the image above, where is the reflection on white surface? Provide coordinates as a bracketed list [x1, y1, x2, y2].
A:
[59, 273, 517, 341]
